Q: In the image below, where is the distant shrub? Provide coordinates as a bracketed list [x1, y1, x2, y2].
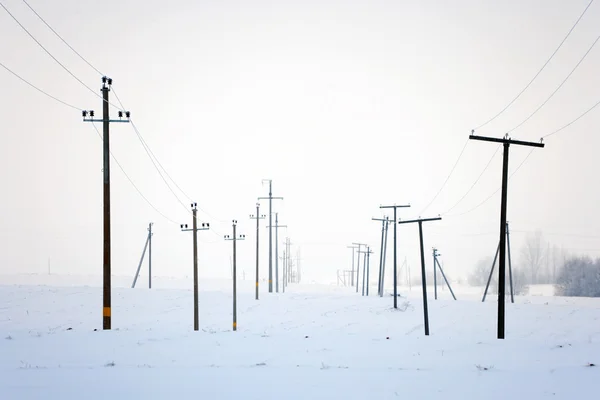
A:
[555, 257, 600, 297]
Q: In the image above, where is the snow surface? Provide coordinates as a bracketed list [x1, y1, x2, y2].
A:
[1, 274, 599, 399]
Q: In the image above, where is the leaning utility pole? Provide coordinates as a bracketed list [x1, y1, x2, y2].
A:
[398, 216, 441, 336]
[249, 203, 266, 300]
[432, 248, 457, 300]
[347, 245, 359, 286]
[379, 204, 411, 308]
[225, 220, 245, 331]
[180, 203, 210, 331]
[352, 243, 366, 293]
[470, 133, 544, 339]
[267, 213, 287, 292]
[482, 221, 515, 304]
[131, 222, 153, 289]
[372, 216, 390, 297]
[258, 180, 283, 293]
[82, 76, 130, 330]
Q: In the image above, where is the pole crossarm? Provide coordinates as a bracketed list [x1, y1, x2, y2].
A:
[469, 135, 545, 148]
[398, 217, 442, 224]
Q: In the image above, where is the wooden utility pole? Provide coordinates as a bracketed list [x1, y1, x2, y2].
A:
[352, 242, 366, 293]
[432, 248, 456, 300]
[249, 203, 265, 300]
[181, 203, 210, 331]
[82, 76, 130, 330]
[132, 222, 153, 289]
[470, 133, 544, 339]
[398, 217, 442, 336]
[225, 220, 245, 331]
[379, 204, 410, 308]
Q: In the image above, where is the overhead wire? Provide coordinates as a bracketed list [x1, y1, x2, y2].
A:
[542, 97, 600, 139]
[445, 148, 536, 217]
[506, 33, 600, 134]
[418, 138, 469, 215]
[440, 145, 501, 215]
[20, 0, 103, 76]
[474, 0, 595, 130]
[0, 0, 122, 110]
[0, 60, 82, 111]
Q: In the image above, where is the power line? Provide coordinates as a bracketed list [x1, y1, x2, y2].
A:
[474, 0, 596, 130]
[0, 0, 121, 110]
[542, 97, 600, 139]
[20, 0, 103, 75]
[506, 33, 600, 134]
[441, 146, 500, 215]
[0, 60, 81, 111]
[446, 148, 535, 217]
[110, 87, 227, 228]
[418, 138, 469, 215]
[91, 123, 179, 225]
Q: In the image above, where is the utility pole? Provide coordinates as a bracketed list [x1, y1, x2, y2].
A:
[381, 218, 390, 296]
[249, 203, 266, 300]
[267, 213, 287, 292]
[379, 204, 411, 308]
[470, 133, 544, 339]
[359, 247, 369, 296]
[258, 180, 283, 293]
[483, 222, 515, 304]
[131, 222, 153, 289]
[225, 220, 245, 331]
[82, 76, 130, 330]
[366, 247, 373, 296]
[432, 248, 457, 300]
[352, 243, 366, 293]
[398, 216, 442, 336]
[347, 245, 359, 287]
[180, 203, 210, 331]
[372, 217, 390, 297]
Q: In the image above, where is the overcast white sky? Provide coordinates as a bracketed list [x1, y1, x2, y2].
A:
[0, 0, 599, 287]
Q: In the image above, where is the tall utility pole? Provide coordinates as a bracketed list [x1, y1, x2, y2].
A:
[483, 221, 515, 304]
[470, 133, 544, 339]
[225, 220, 245, 331]
[249, 203, 266, 300]
[267, 213, 287, 292]
[432, 248, 457, 300]
[258, 180, 283, 293]
[352, 243, 366, 293]
[381, 217, 390, 296]
[379, 204, 411, 308]
[372, 217, 390, 297]
[347, 245, 359, 286]
[398, 216, 442, 336]
[180, 203, 210, 331]
[131, 222, 153, 289]
[359, 247, 369, 296]
[82, 76, 130, 330]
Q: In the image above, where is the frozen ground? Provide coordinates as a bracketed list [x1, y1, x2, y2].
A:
[1, 274, 599, 399]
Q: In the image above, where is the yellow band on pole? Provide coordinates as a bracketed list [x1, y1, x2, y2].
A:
[233, 322, 237, 329]
[103, 307, 111, 317]
[256, 282, 259, 287]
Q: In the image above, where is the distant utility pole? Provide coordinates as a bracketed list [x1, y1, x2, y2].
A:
[470, 133, 544, 339]
[82, 76, 131, 330]
[225, 220, 245, 332]
[483, 221, 515, 304]
[282, 247, 287, 291]
[379, 204, 411, 308]
[180, 203, 210, 331]
[366, 247, 373, 296]
[432, 248, 457, 300]
[347, 245, 359, 286]
[258, 180, 283, 293]
[249, 203, 266, 300]
[352, 243, 367, 293]
[372, 216, 390, 297]
[398, 216, 442, 336]
[267, 213, 287, 293]
[131, 222, 153, 289]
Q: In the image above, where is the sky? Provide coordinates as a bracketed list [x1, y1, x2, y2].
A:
[0, 0, 599, 286]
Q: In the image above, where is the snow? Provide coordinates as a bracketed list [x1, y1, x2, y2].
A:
[1, 274, 599, 399]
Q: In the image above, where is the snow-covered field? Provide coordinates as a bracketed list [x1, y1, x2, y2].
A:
[1, 274, 599, 399]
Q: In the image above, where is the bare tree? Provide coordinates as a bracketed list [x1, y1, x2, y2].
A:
[520, 231, 546, 284]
